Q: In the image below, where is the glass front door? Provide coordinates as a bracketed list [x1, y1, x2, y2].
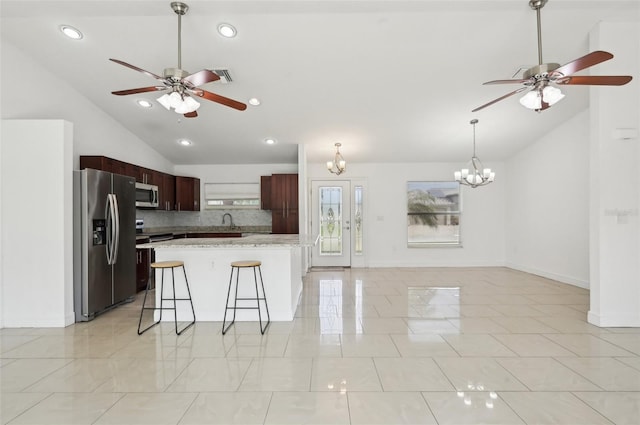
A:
[311, 181, 351, 267]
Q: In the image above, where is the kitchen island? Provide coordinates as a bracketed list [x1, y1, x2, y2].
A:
[137, 234, 315, 322]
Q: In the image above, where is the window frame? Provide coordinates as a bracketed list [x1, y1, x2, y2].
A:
[407, 181, 462, 247]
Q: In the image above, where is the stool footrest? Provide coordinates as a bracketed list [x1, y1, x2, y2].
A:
[225, 306, 262, 310]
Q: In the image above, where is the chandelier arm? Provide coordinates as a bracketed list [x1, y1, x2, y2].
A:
[327, 142, 346, 175]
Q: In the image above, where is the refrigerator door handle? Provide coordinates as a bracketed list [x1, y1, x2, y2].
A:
[105, 194, 113, 265]
[112, 194, 120, 264]
[106, 194, 118, 265]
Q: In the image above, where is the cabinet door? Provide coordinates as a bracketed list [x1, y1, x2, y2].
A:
[271, 174, 298, 234]
[271, 174, 298, 209]
[260, 176, 272, 210]
[80, 156, 108, 171]
[273, 210, 298, 233]
[160, 173, 176, 211]
[192, 177, 200, 211]
[271, 208, 287, 234]
[284, 174, 298, 212]
[136, 248, 150, 292]
[286, 208, 299, 234]
[79, 156, 131, 177]
[135, 167, 151, 184]
[175, 176, 200, 211]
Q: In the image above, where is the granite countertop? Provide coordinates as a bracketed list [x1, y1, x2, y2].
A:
[137, 233, 317, 249]
[139, 225, 271, 235]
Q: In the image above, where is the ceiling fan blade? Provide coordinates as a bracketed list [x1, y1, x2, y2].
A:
[182, 70, 220, 87]
[483, 79, 530, 85]
[471, 87, 529, 112]
[555, 75, 633, 86]
[552, 50, 613, 77]
[183, 111, 198, 118]
[191, 89, 247, 111]
[109, 58, 165, 81]
[112, 86, 167, 96]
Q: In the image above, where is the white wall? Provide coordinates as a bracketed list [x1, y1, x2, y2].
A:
[307, 161, 506, 267]
[588, 21, 640, 327]
[0, 39, 179, 328]
[505, 111, 590, 287]
[1, 120, 74, 327]
[0, 39, 173, 174]
[174, 163, 298, 184]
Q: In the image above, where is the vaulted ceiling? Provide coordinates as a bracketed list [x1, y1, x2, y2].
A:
[1, 0, 638, 165]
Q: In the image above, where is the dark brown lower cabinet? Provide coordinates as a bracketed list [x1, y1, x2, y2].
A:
[136, 247, 150, 292]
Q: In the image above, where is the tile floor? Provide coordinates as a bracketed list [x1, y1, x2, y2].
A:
[1, 267, 640, 424]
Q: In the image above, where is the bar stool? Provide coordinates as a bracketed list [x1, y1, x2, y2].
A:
[222, 260, 270, 335]
[138, 260, 196, 335]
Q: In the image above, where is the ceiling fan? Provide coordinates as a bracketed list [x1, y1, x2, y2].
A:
[110, 1, 246, 118]
[472, 0, 632, 113]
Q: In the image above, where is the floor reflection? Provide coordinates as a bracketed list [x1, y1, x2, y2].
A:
[318, 279, 363, 334]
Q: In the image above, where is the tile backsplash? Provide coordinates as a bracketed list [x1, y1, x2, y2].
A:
[136, 209, 272, 229]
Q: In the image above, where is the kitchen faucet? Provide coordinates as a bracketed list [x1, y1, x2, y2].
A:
[222, 213, 234, 228]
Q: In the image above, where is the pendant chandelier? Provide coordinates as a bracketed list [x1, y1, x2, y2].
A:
[326, 142, 346, 175]
[454, 119, 495, 188]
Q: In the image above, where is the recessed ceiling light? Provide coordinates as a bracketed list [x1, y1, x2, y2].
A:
[248, 98, 261, 106]
[178, 139, 193, 146]
[136, 99, 153, 108]
[264, 138, 276, 145]
[217, 23, 237, 38]
[60, 25, 83, 40]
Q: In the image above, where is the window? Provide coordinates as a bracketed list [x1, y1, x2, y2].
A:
[319, 186, 343, 255]
[407, 181, 460, 247]
[204, 182, 260, 209]
[354, 185, 363, 255]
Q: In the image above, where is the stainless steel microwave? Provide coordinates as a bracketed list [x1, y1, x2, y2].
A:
[135, 182, 159, 208]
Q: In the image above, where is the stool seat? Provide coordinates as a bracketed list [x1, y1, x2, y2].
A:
[138, 260, 195, 336]
[231, 260, 261, 268]
[151, 260, 184, 269]
[222, 260, 270, 335]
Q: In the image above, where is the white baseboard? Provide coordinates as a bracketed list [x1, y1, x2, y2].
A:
[367, 260, 505, 268]
[588, 310, 640, 327]
[3, 316, 73, 328]
[505, 262, 589, 289]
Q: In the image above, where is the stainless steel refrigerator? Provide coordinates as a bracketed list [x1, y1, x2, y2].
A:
[73, 168, 136, 321]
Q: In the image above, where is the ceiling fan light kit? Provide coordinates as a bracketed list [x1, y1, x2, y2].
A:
[109, 2, 247, 118]
[454, 119, 495, 188]
[519, 85, 565, 109]
[158, 91, 201, 114]
[472, 0, 632, 113]
[327, 143, 347, 175]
